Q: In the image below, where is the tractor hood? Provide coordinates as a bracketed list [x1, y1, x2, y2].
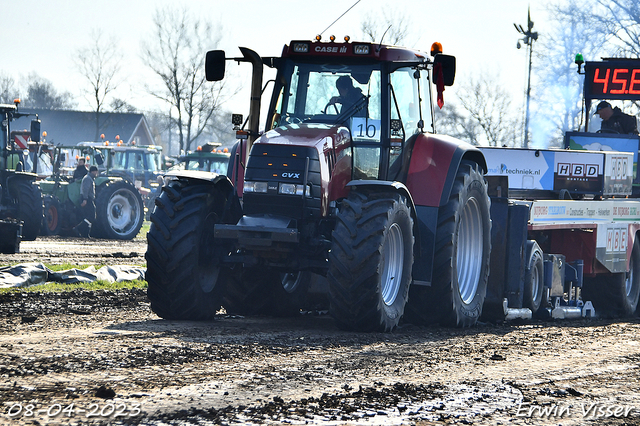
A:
[255, 123, 350, 150]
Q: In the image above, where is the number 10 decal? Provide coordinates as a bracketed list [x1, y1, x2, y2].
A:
[351, 118, 381, 142]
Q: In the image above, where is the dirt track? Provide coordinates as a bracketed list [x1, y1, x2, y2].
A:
[1, 236, 640, 425]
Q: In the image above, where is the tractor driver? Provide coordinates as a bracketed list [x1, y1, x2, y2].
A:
[595, 101, 639, 135]
[328, 75, 367, 117]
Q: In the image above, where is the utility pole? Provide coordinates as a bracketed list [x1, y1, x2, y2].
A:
[515, 7, 538, 149]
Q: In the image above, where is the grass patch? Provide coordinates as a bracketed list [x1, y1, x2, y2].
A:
[135, 220, 151, 241]
[0, 279, 147, 294]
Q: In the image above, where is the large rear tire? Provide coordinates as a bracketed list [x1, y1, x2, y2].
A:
[94, 180, 144, 240]
[328, 191, 414, 332]
[12, 179, 42, 241]
[146, 181, 232, 320]
[583, 237, 640, 317]
[405, 161, 491, 327]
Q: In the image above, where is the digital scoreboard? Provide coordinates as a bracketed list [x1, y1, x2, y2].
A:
[584, 60, 640, 101]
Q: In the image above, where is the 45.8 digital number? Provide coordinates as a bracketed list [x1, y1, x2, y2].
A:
[6, 402, 142, 419]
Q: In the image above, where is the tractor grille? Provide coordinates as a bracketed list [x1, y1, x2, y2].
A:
[243, 144, 322, 219]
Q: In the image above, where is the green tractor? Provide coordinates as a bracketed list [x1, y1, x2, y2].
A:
[39, 145, 144, 240]
[0, 102, 43, 253]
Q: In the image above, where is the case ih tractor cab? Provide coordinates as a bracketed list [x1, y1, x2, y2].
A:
[146, 37, 492, 331]
[0, 102, 43, 253]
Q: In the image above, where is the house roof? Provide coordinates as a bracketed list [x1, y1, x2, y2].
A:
[10, 108, 155, 147]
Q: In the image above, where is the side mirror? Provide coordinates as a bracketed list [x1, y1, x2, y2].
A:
[30, 119, 41, 143]
[433, 54, 456, 86]
[94, 152, 104, 166]
[205, 50, 226, 81]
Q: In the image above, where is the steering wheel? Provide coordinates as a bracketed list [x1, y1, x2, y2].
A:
[323, 101, 339, 115]
[596, 128, 620, 134]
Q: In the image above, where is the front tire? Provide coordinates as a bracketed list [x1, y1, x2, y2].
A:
[406, 161, 491, 327]
[94, 180, 144, 239]
[146, 181, 232, 320]
[328, 191, 414, 332]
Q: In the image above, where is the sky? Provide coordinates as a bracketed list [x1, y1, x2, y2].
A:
[1, 0, 549, 126]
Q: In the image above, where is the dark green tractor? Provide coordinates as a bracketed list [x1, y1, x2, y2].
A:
[39, 146, 144, 240]
[0, 102, 43, 253]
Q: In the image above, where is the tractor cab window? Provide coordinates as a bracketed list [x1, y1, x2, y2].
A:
[275, 62, 381, 129]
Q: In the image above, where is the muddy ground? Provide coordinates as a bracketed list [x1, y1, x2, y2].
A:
[1, 236, 640, 425]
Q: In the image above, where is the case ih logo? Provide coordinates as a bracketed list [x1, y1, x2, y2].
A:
[557, 163, 599, 179]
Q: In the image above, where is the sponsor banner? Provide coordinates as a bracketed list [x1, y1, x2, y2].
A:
[530, 200, 640, 224]
[480, 147, 553, 190]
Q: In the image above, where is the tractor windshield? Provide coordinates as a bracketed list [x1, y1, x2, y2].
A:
[272, 62, 381, 129]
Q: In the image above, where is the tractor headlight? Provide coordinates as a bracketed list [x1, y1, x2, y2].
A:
[278, 183, 310, 196]
[243, 181, 268, 193]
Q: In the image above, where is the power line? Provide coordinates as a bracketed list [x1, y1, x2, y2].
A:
[319, 0, 362, 36]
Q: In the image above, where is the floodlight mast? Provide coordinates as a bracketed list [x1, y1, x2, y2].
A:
[515, 7, 538, 149]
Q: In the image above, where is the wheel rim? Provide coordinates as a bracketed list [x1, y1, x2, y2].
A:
[282, 272, 303, 294]
[457, 197, 484, 304]
[46, 204, 58, 231]
[381, 222, 404, 306]
[106, 189, 141, 236]
[531, 254, 541, 300]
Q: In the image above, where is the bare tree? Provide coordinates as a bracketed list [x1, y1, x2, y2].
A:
[110, 98, 137, 113]
[75, 29, 124, 140]
[434, 103, 481, 145]
[594, 0, 640, 56]
[22, 73, 75, 110]
[141, 5, 226, 154]
[0, 72, 18, 104]
[360, 9, 412, 46]
[452, 72, 521, 147]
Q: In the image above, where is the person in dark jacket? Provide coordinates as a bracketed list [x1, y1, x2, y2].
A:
[73, 165, 98, 237]
[595, 101, 639, 135]
[73, 157, 89, 180]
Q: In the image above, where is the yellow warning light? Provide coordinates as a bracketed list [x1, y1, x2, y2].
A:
[197, 146, 202, 151]
[344, 36, 351, 42]
[13, 98, 20, 105]
[315, 34, 322, 41]
[104, 141, 109, 146]
[430, 42, 443, 56]
[223, 147, 229, 153]
[42, 131, 47, 137]
[330, 35, 336, 42]
[100, 133, 105, 140]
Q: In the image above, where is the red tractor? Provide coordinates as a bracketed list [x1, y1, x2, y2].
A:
[146, 38, 492, 331]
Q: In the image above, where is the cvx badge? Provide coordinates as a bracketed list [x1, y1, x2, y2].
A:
[282, 172, 300, 179]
